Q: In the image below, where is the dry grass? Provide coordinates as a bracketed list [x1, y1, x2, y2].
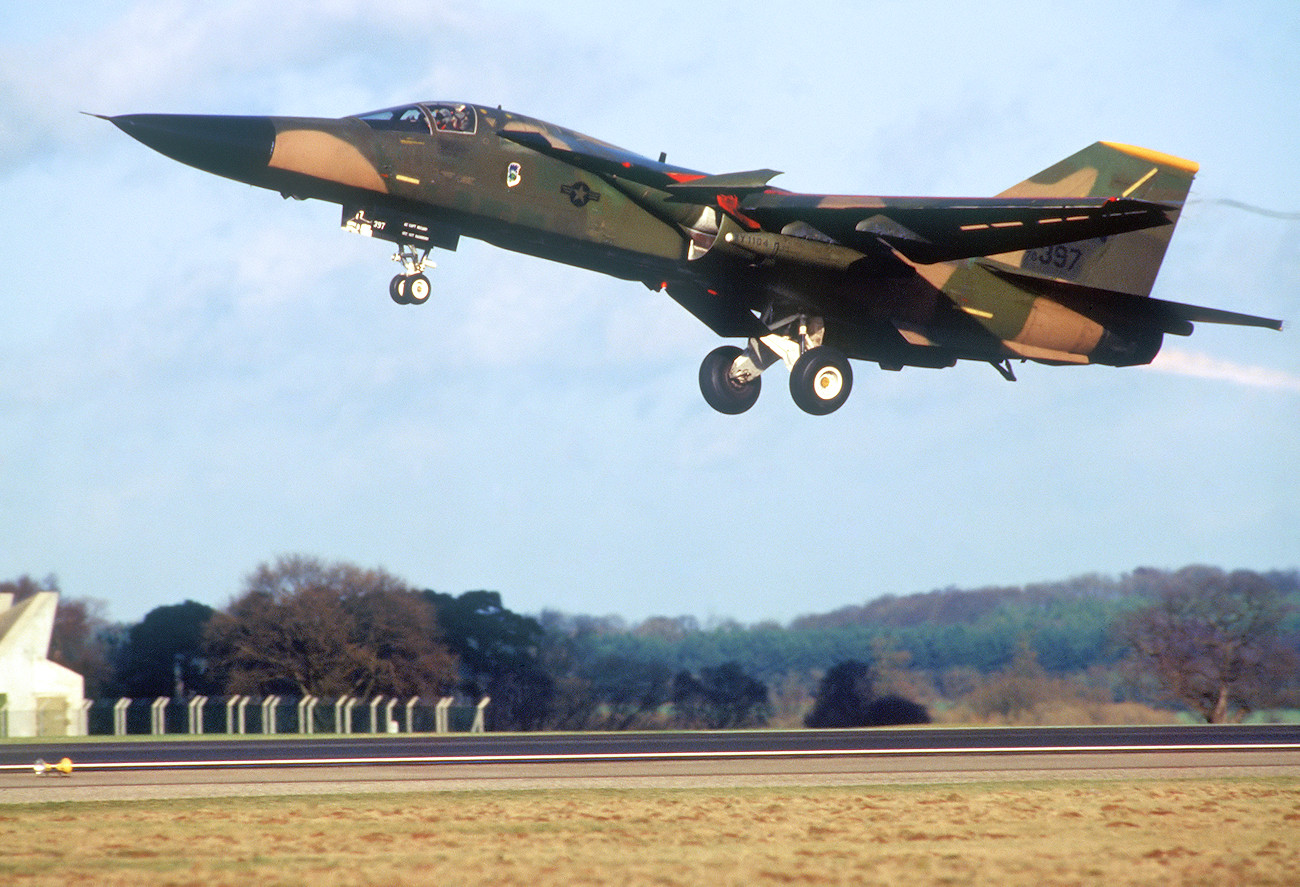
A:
[2, 779, 1298, 886]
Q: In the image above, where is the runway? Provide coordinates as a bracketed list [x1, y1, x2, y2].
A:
[3, 724, 1298, 803]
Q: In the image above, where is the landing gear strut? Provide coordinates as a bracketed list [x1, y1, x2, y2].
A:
[389, 243, 435, 305]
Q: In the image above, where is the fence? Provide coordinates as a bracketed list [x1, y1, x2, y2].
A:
[0, 695, 489, 738]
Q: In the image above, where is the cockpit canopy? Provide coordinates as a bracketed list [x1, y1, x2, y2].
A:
[355, 102, 478, 135]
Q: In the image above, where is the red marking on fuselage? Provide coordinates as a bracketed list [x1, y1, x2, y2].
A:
[716, 194, 761, 230]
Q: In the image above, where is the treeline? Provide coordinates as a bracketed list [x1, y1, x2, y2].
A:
[568, 569, 1299, 680]
[7, 562, 1298, 729]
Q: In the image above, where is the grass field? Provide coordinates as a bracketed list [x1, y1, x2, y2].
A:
[3, 778, 1297, 886]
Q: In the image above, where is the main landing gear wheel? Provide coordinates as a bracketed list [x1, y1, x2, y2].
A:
[699, 345, 761, 414]
[789, 346, 853, 415]
[389, 273, 431, 305]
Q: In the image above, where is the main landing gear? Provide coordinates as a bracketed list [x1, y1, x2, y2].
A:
[698, 313, 853, 416]
[389, 243, 436, 305]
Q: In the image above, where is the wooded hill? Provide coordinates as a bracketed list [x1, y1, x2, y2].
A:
[555, 568, 1300, 682]
[538, 567, 1299, 727]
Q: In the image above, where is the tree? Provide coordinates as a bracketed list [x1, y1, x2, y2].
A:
[49, 596, 119, 698]
[343, 585, 454, 699]
[204, 556, 457, 698]
[535, 612, 678, 730]
[423, 590, 553, 730]
[804, 658, 932, 727]
[672, 662, 770, 729]
[2, 574, 53, 603]
[864, 695, 932, 726]
[423, 590, 543, 676]
[804, 660, 876, 728]
[957, 640, 1061, 724]
[114, 600, 216, 698]
[1123, 566, 1296, 723]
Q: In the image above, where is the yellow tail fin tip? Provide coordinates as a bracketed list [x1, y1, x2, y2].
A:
[1100, 142, 1199, 175]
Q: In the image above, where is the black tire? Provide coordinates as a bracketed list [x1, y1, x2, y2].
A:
[789, 347, 853, 415]
[389, 275, 410, 305]
[699, 345, 761, 414]
[406, 273, 431, 305]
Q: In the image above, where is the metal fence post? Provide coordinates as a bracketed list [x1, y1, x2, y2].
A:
[151, 697, 169, 735]
[298, 695, 318, 734]
[435, 696, 453, 733]
[188, 696, 207, 734]
[237, 695, 249, 734]
[225, 695, 242, 734]
[368, 696, 384, 734]
[405, 696, 419, 733]
[384, 697, 398, 733]
[343, 696, 358, 733]
[262, 695, 280, 734]
[114, 698, 130, 735]
[471, 696, 490, 733]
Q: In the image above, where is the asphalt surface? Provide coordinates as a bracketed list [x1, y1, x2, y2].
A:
[5, 723, 1300, 767]
[2, 724, 1297, 802]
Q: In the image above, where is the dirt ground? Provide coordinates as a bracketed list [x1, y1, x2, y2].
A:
[3, 778, 1297, 886]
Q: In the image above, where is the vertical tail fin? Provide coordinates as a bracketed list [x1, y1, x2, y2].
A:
[990, 141, 1197, 296]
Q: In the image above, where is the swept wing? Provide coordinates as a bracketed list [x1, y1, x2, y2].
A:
[733, 193, 1176, 265]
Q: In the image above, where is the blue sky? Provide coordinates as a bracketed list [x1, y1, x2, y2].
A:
[3, 1, 1297, 625]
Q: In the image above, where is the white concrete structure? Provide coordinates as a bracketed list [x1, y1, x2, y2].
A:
[0, 591, 85, 737]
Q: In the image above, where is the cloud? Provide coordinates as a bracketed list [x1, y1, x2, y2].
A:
[1147, 347, 1300, 393]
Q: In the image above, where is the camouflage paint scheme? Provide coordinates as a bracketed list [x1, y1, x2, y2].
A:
[106, 103, 1280, 414]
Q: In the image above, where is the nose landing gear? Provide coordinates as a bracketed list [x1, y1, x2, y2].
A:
[390, 271, 432, 305]
[389, 243, 436, 305]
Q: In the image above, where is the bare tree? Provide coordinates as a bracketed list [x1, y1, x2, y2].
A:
[1123, 567, 1295, 723]
[49, 595, 118, 698]
[204, 556, 457, 698]
[350, 585, 455, 698]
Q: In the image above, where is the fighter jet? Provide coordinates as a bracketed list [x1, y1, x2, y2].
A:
[104, 102, 1281, 415]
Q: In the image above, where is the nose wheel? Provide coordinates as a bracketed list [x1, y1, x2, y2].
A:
[390, 272, 431, 305]
[389, 243, 435, 305]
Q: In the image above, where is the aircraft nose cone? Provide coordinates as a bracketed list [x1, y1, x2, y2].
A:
[109, 114, 275, 182]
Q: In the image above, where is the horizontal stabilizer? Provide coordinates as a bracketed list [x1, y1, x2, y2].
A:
[1148, 298, 1283, 331]
[983, 263, 1283, 333]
